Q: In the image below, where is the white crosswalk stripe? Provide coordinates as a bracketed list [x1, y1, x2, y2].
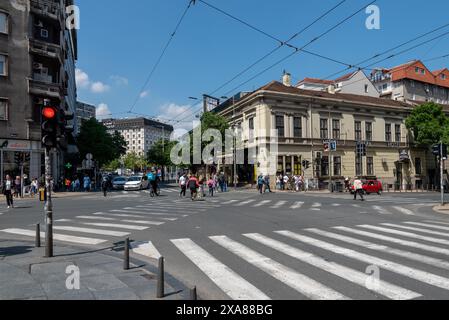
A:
[83, 222, 149, 231]
[404, 221, 449, 231]
[235, 200, 256, 207]
[424, 220, 449, 226]
[0, 228, 107, 245]
[54, 226, 130, 237]
[392, 207, 414, 215]
[210, 235, 348, 300]
[171, 238, 270, 300]
[372, 206, 391, 215]
[244, 233, 420, 300]
[380, 223, 449, 238]
[276, 230, 449, 291]
[253, 200, 272, 207]
[290, 202, 304, 209]
[270, 201, 287, 209]
[131, 241, 162, 259]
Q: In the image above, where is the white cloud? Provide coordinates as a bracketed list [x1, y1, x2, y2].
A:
[110, 75, 129, 86]
[96, 103, 111, 120]
[91, 81, 110, 93]
[157, 103, 197, 133]
[75, 68, 90, 88]
[139, 91, 149, 98]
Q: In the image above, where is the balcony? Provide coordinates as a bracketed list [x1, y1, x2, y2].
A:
[29, 39, 62, 63]
[28, 78, 62, 99]
[30, 0, 62, 22]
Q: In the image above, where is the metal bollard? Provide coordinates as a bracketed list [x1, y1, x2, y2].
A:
[157, 257, 165, 298]
[35, 224, 41, 248]
[124, 238, 130, 270]
[190, 286, 197, 300]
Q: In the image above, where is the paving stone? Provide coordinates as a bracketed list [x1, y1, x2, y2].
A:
[82, 274, 128, 292]
[92, 287, 140, 300]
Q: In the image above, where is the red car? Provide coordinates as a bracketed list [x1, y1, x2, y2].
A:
[351, 178, 383, 195]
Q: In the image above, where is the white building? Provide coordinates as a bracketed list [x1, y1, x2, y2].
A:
[75, 101, 96, 135]
[102, 118, 173, 156]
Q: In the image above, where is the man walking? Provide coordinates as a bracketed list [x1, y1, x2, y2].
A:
[353, 177, 365, 201]
[264, 175, 272, 193]
[179, 173, 187, 197]
[257, 174, 265, 194]
[2, 175, 14, 208]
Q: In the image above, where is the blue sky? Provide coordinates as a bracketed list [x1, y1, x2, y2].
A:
[75, 0, 449, 129]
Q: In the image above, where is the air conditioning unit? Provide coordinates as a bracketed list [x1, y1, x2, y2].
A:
[33, 63, 43, 70]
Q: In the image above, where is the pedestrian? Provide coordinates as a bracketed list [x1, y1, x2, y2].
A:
[353, 177, 365, 201]
[264, 175, 272, 193]
[65, 177, 71, 192]
[83, 174, 91, 192]
[14, 176, 21, 198]
[283, 174, 289, 191]
[207, 177, 215, 197]
[30, 178, 38, 197]
[188, 175, 199, 201]
[257, 174, 265, 194]
[179, 174, 187, 197]
[2, 175, 14, 208]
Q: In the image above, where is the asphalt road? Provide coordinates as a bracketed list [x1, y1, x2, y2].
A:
[1, 188, 449, 300]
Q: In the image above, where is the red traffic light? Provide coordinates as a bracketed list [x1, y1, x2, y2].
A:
[42, 106, 56, 119]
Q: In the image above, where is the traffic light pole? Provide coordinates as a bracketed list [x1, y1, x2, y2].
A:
[44, 147, 53, 258]
[440, 142, 444, 206]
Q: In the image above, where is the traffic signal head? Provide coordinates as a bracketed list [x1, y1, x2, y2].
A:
[432, 144, 440, 156]
[42, 106, 58, 149]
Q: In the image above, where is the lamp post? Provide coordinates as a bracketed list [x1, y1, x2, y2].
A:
[0, 140, 8, 185]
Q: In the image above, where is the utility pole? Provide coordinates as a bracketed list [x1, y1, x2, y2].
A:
[440, 141, 444, 206]
[44, 148, 53, 258]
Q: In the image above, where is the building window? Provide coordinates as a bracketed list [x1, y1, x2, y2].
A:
[355, 156, 362, 176]
[0, 54, 7, 76]
[395, 124, 401, 142]
[334, 156, 341, 176]
[367, 157, 374, 176]
[365, 122, 372, 141]
[332, 119, 340, 140]
[249, 117, 254, 130]
[0, 99, 7, 120]
[441, 74, 447, 80]
[320, 119, 328, 139]
[321, 156, 329, 176]
[410, 80, 415, 87]
[364, 84, 369, 93]
[293, 117, 302, 138]
[275, 115, 285, 138]
[0, 12, 7, 34]
[355, 121, 362, 141]
[385, 124, 392, 142]
[415, 158, 422, 175]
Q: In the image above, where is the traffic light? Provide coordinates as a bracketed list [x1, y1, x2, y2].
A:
[323, 142, 330, 152]
[432, 144, 440, 156]
[443, 144, 448, 159]
[302, 160, 311, 169]
[41, 104, 58, 149]
[56, 110, 74, 149]
[432, 143, 448, 159]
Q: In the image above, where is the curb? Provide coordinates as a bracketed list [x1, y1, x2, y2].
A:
[432, 205, 449, 215]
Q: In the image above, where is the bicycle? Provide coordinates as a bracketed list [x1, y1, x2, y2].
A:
[150, 184, 160, 197]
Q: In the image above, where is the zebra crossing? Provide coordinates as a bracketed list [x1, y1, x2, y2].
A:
[0, 199, 216, 247]
[166, 219, 449, 300]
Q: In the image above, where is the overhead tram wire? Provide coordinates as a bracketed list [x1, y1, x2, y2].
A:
[127, 0, 195, 114]
[323, 21, 449, 80]
[170, 0, 348, 122]
[174, 0, 378, 124]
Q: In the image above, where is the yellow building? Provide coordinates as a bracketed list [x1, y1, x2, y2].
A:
[216, 80, 440, 190]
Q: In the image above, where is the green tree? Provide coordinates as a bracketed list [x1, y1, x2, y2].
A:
[103, 159, 121, 171]
[77, 119, 119, 167]
[147, 139, 178, 166]
[123, 152, 140, 171]
[405, 102, 449, 145]
[111, 131, 128, 158]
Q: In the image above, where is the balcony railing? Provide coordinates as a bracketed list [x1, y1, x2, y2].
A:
[29, 39, 62, 62]
[30, 0, 62, 21]
[28, 78, 62, 98]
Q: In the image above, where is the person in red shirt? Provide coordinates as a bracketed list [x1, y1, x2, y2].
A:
[187, 175, 199, 201]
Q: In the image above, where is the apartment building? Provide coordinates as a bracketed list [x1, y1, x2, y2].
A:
[102, 118, 173, 156]
[0, 0, 78, 181]
[371, 60, 449, 105]
[75, 101, 96, 135]
[297, 70, 380, 98]
[215, 79, 441, 190]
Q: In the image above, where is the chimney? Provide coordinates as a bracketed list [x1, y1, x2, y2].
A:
[326, 84, 336, 94]
[282, 70, 292, 87]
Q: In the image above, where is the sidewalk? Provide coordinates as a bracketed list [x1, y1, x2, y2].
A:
[433, 204, 449, 215]
[0, 240, 187, 300]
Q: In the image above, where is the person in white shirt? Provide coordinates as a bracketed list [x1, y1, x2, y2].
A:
[2, 175, 14, 208]
[179, 174, 187, 198]
[353, 177, 365, 201]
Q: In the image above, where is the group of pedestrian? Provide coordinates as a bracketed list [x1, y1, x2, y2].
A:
[257, 174, 272, 194]
[178, 172, 223, 201]
[275, 173, 305, 192]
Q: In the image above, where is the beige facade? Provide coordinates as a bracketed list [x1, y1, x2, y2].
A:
[216, 81, 439, 189]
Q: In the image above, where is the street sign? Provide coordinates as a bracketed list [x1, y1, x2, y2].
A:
[65, 163, 73, 169]
[330, 140, 337, 152]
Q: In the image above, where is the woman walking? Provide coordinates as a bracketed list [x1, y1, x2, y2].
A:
[2, 175, 14, 208]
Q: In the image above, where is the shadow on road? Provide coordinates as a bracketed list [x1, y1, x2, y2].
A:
[0, 245, 33, 257]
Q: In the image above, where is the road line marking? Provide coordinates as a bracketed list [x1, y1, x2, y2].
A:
[171, 238, 270, 300]
[235, 200, 256, 206]
[372, 206, 391, 215]
[359, 225, 449, 246]
[0, 228, 107, 245]
[381, 223, 449, 238]
[76, 216, 116, 221]
[392, 207, 415, 215]
[270, 201, 287, 209]
[404, 222, 449, 232]
[290, 202, 304, 209]
[253, 200, 271, 207]
[54, 226, 130, 237]
[131, 241, 162, 259]
[210, 235, 348, 300]
[121, 220, 165, 226]
[244, 233, 420, 300]
[110, 210, 178, 216]
[331, 204, 341, 207]
[83, 223, 149, 231]
[424, 220, 449, 226]
[276, 230, 449, 291]
[312, 203, 322, 208]
[335, 226, 449, 256]
[308, 228, 449, 271]
[55, 219, 73, 222]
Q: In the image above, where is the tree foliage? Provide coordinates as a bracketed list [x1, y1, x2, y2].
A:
[405, 102, 449, 145]
[76, 119, 127, 167]
[147, 139, 178, 167]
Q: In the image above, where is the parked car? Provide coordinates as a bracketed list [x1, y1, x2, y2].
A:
[124, 176, 149, 191]
[112, 176, 128, 190]
[351, 178, 383, 195]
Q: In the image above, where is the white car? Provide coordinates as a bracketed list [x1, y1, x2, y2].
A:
[124, 176, 149, 191]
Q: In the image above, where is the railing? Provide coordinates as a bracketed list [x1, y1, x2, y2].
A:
[29, 39, 62, 61]
[30, 0, 62, 20]
[28, 78, 61, 98]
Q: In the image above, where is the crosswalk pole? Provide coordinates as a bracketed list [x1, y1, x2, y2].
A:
[157, 257, 165, 298]
[124, 238, 130, 270]
[190, 286, 197, 300]
[35, 224, 40, 248]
